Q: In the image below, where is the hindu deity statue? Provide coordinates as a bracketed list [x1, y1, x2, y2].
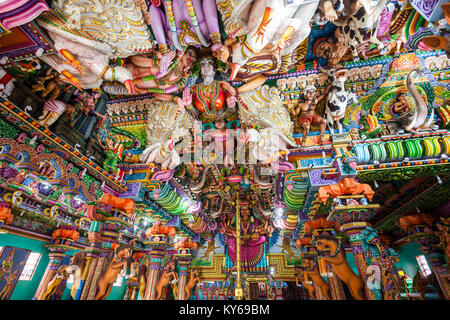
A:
[220, 200, 273, 270]
[101, 137, 124, 174]
[148, 0, 223, 71]
[172, 56, 237, 122]
[289, 85, 328, 147]
[126, 47, 197, 96]
[391, 93, 412, 116]
[213, 36, 283, 93]
[217, 0, 319, 81]
[312, 27, 348, 67]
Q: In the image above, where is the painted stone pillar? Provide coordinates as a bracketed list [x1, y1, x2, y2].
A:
[327, 265, 346, 300]
[34, 244, 73, 300]
[78, 220, 105, 300]
[340, 221, 374, 300]
[314, 283, 326, 300]
[143, 235, 169, 300]
[174, 250, 193, 300]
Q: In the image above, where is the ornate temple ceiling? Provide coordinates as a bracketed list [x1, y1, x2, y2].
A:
[0, 0, 448, 254]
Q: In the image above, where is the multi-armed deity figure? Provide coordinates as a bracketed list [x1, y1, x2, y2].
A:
[155, 54, 237, 122]
[148, 0, 223, 72]
[218, 0, 319, 82]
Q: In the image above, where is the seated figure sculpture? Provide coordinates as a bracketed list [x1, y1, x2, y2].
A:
[289, 85, 328, 147]
[220, 200, 272, 270]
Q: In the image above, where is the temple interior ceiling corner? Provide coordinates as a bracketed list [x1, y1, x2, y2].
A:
[0, 0, 448, 302]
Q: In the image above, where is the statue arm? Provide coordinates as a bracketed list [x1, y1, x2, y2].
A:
[237, 75, 267, 94]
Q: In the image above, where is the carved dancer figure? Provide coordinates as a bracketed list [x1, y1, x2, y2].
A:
[41, 265, 70, 300]
[66, 251, 86, 300]
[315, 236, 365, 300]
[155, 261, 178, 300]
[95, 241, 134, 300]
[184, 269, 200, 300]
[290, 85, 327, 147]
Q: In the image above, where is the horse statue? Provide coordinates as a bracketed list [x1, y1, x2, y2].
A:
[315, 235, 365, 300]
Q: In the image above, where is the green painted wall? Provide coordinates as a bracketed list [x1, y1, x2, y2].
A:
[0, 233, 127, 300]
[0, 233, 49, 300]
[395, 242, 422, 279]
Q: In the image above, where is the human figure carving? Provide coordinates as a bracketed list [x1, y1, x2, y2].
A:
[95, 240, 134, 300]
[155, 261, 178, 300]
[184, 269, 201, 300]
[66, 251, 86, 300]
[300, 256, 331, 300]
[289, 85, 328, 147]
[41, 265, 70, 300]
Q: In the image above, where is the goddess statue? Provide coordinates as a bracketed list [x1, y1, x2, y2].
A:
[220, 201, 273, 270]
[157, 56, 237, 122]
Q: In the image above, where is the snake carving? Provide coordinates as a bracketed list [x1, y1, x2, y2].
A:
[386, 69, 434, 134]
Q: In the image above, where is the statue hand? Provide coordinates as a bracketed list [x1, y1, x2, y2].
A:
[227, 96, 237, 109]
[63, 78, 84, 91]
[159, 50, 176, 76]
[63, 61, 87, 76]
[182, 88, 192, 106]
[251, 21, 271, 45]
[175, 97, 185, 113]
